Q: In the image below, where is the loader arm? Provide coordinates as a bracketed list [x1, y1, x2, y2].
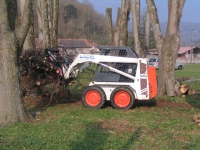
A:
[63, 54, 141, 79]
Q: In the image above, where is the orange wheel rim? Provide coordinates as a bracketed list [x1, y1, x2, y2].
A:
[114, 91, 130, 107]
[85, 90, 101, 106]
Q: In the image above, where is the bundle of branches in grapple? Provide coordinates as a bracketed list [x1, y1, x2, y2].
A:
[19, 49, 69, 97]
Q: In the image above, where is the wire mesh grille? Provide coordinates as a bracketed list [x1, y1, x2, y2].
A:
[102, 49, 130, 57]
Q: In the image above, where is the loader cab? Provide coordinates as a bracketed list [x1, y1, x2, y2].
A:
[98, 46, 138, 58]
[94, 46, 138, 82]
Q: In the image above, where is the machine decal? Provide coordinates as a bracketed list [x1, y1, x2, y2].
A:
[80, 55, 95, 60]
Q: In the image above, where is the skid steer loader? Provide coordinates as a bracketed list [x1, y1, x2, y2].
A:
[46, 46, 157, 109]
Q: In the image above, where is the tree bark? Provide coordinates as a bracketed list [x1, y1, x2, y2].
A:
[144, 7, 150, 57]
[22, 21, 35, 51]
[146, 0, 185, 96]
[119, 1, 129, 46]
[106, 7, 114, 45]
[36, 0, 43, 48]
[17, 0, 35, 53]
[106, 0, 130, 46]
[37, 0, 50, 49]
[0, 0, 30, 126]
[161, 0, 185, 96]
[37, 0, 58, 49]
[42, 0, 51, 49]
[113, 8, 121, 46]
[15, 0, 34, 53]
[51, 0, 59, 48]
[130, 0, 143, 57]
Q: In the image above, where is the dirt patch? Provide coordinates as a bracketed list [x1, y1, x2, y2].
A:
[24, 96, 194, 111]
[24, 96, 81, 110]
[98, 119, 135, 134]
[156, 99, 193, 109]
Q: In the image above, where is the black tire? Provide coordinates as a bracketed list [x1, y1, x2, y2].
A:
[82, 86, 106, 108]
[178, 65, 183, 70]
[110, 86, 135, 110]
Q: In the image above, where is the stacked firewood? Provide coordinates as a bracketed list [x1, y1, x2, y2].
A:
[19, 49, 70, 97]
[174, 81, 197, 96]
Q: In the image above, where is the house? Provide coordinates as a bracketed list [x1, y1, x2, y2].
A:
[148, 47, 200, 58]
[177, 47, 191, 58]
[57, 39, 100, 60]
[178, 47, 200, 58]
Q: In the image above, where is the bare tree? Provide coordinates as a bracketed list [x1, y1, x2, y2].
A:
[118, 0, 130, 46]
[106, 7, 114, 45]
[146, 0, 186, 96]
[130, 0, 144, 57]
[106, 0, 130, 46]
[0, 0, 33, 126]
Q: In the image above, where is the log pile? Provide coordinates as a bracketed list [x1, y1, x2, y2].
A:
[174, 81, 197, 96]
[20, 49, 71, 97]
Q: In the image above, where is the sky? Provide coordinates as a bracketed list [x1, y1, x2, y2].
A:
[78, 0, 200, 23]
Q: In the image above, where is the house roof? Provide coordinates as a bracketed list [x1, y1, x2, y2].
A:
[148, 47, 197, 55]
[178, 47, 192, 54]
[58, 39, 92, 48]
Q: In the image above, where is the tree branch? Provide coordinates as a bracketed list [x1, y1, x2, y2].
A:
[146, 0, 164, 51]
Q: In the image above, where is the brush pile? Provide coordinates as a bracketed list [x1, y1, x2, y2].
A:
[19, 49, 72, 97]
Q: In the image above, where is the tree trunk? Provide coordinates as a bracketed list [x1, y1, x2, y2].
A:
[0, 0, 30, 126]
[17, 0, 35, 53]
[106, 0, 130, 46]
[37, 0, 58, 49]
[22, 21, 36, 52]
[15, 0, 34, 53]
[119, 1, 129, 46]
[161, 0, 185, 96]
[130, 0, 143, 57]
[113, 8, 121, 46]
[106, 7, 114, 45]
[144, 7, 150, 57]
[37, 0, 50, 49]
[37, 0, 43, 48]
[42, 0, 51, 49]
[146, 0, 185, 96]
[51, 0, 59, 48]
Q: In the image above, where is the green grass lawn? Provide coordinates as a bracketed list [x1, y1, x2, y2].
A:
[1, 64, 200, 150]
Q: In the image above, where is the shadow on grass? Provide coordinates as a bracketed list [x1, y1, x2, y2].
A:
[69, 122, 109, 150]
[185, 94, 200, 108]
[102, 99, 157, 109]
[27, 96, 157, 118]
[134, 99, 157, 108]
[26, 95, 81, 118]
[120, 127, 142, 149]
[69, 122, 142, 150]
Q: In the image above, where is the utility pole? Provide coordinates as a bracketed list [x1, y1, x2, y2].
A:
[190, 29, 194, 64]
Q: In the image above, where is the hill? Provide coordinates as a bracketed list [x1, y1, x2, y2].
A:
[58, 0, 109, 45]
